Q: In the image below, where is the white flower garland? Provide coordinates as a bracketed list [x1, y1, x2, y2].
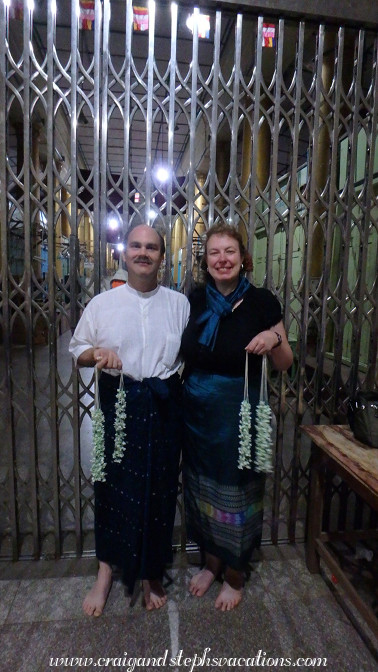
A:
[238, 399, 252, 469]
[254, 400, 273, 473]
[238, 353, 274, 473]
[91, 407, 106, 482]
[113, 386, 127, 463]
[91, 368, 127, 481]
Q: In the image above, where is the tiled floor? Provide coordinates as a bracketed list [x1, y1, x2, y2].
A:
[0, 545, 377, 672]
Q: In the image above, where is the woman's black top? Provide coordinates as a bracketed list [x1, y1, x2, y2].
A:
[181, 284, 282, 381]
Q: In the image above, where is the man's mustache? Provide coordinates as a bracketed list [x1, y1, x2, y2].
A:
[134, 256, 152, 264]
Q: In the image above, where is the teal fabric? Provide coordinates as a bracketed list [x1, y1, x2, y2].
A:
[183, 370, 265, 570]
[197, 276, 250, 350]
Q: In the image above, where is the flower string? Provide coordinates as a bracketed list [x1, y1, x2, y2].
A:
[238, 352, 252, 470]
[238, 399, 252, 469]
[254, 354, 274, 473]
[91, 366, 106, 482]
[113, 378, 127, 463]
[254, 400, 273, 473]
[91, 407, 106, 482]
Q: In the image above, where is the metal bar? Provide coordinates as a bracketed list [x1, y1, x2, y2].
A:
[351, 32, 378, 391]
[47, 0, 61, 557]
[266, 19, 284, 290]
[248, 16, 263, 259]
[207, 10, 222, 230]
[101, 0, 110, 279]
[0, 0, 19, 559]
[321, 29, 345, 421]
[287, 21, 305, 542]
[123, 0, 133, 237]
[269, 19, 285, 544]
[23, 0, 40, 559]
[366, 39, 378, 391]
[162, 1, 178, 287]
[315, 28, 344, 424]
[70, 0, 83, 557]
[335, 31, 364, 401]
[228, 13, 243, 223]
[93, 0, 102, 296]
[144, 0, 156, 213]
[348, 31, 366, 393]
[297, 25, 325, 426]
[184, 7, 200, 294]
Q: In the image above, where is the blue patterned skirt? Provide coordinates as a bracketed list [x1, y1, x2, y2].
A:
[183, 370, 265, 570]
[95, 372, 181, 593]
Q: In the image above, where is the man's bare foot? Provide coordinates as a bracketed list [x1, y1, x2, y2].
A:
[83, 562, 112, 617]
[189, 568, 216, 597]
[215, 581, 242, 611]
[143, 579, 167, 610]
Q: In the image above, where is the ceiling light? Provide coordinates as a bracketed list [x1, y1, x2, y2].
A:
[186, 12, 210, 39]
[155, 166, 170, 183]
[108, 217, 119, 230]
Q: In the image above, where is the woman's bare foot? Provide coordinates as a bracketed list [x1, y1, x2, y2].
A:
[143, 579, 167, 610]
[215, 581, 242, 611]
[83, 561, 112, 617]
[189, 568, 216, 597]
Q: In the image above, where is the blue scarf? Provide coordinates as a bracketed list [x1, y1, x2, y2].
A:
[197, 276, 250, 350]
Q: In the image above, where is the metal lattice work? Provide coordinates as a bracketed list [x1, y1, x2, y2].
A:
[0, 0, 377, 559]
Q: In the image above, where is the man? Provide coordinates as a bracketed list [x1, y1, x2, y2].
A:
[69, 223, 189, 615]
[109, 267, 128, 288]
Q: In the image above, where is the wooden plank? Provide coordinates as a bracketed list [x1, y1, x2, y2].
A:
[302, 425, 378, 497]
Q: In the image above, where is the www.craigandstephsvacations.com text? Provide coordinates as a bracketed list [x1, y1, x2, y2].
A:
[49, 648, 328, 670]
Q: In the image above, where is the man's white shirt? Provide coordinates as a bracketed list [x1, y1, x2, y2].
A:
[69, 283, 190, 380]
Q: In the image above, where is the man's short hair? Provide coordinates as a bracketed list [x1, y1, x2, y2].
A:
[124, 218, 166, 255]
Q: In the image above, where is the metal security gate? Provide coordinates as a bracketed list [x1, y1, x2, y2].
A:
[0, 0, 377, 560]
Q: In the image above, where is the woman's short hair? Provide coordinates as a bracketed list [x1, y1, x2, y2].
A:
[199, 222, 253, 282]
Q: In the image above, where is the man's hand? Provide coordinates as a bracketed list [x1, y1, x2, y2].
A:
[93, 348, 122, 370]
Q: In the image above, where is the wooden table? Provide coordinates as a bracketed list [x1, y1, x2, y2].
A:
[302, 424, 378, 639]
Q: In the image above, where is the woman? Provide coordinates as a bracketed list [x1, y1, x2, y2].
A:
[181, 223, 293, 611]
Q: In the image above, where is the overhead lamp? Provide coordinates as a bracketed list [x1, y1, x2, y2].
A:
[108, 217, 119, 230]
[117, 243, 125, 252]
[186, 12, 210, 39]
[154, 166, 170, 183]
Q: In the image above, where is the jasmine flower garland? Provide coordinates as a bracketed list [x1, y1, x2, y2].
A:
[91, 365, 106, 482]
[238, 398, 252, 469]
[254, 400, 273, 473]
[113, 383, 127, 463]
[91, 407, 106, 482]
[254, 354, 274, 473]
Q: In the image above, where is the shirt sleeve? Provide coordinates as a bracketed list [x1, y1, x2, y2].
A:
[68, 305, 96, 364]
[264, 289, 283, 328]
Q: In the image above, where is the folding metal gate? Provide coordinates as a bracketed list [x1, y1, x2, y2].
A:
[0, 0, 377, 559]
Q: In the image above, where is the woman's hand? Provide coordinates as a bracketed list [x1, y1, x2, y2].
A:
[245, 321, 294, 371]
[245, 330, 280, 355]
[93, 348, 122, 370]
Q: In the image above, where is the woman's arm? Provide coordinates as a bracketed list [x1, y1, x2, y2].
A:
[245, 320, 293, 371]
